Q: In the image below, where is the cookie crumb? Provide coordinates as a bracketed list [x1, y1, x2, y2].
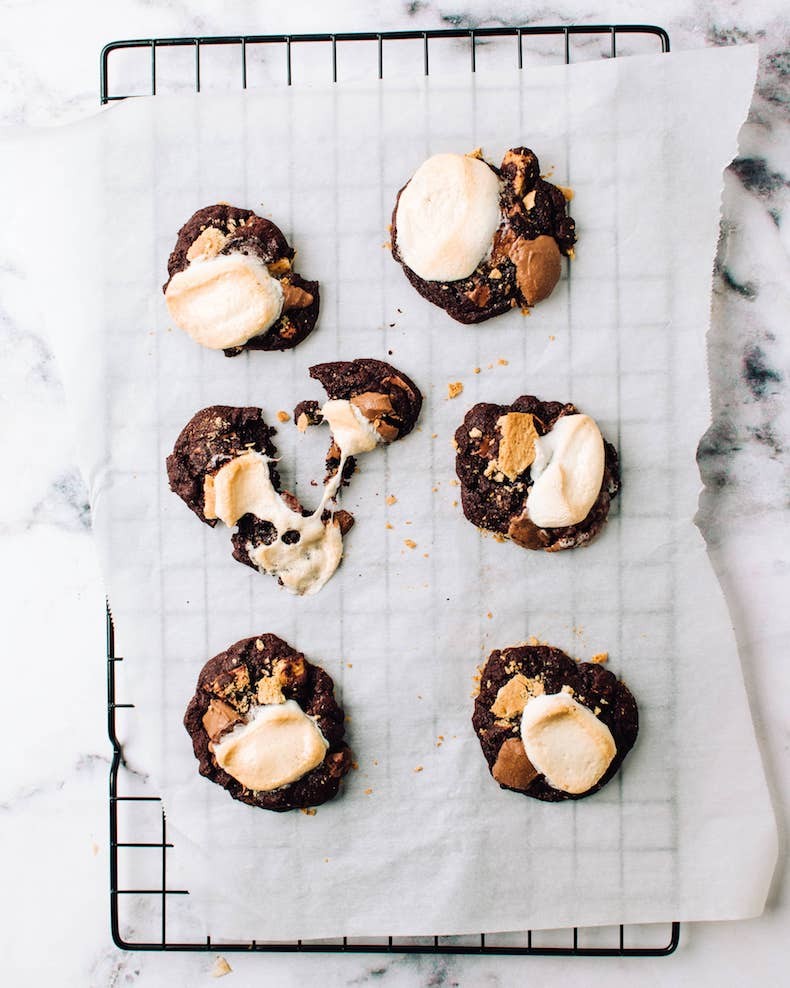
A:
[364, 788, 373, 795]
[474, 366, 481, 374]
[404, 539, 417, 549]
[591, 652, 609, 664]
[447, 381, 464, 399]
[414, 765, 424, 773]
[347, 662, 353, 668]
[385, 494, 398, 506]
[276, 410, 290, 423]
[300, 807, 317, 816]
[385, 523, 394, 530]
[498, 358, 509, 366]
[486, 612, 493, 620]
[211, 957, 232, 978]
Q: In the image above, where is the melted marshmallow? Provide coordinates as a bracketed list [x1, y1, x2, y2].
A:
[526, 414, 605, 527]
[520, 692, 616, 794]
[320, 399, 382, 457]
[213, 700, 328, 791]
[396, 153, 501, 282]
[206, 451, 343, 596]
[165, 252, 284, 349]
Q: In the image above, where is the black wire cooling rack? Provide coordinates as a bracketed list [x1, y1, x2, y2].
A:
[104, 24, 680, 957]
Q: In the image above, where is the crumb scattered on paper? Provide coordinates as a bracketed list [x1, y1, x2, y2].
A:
[211, 956, 232, 978]
[276, 410, 290, 422]
[447, 381, 464, 399]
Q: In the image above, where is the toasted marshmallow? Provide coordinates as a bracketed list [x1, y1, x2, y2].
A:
[396, 153, 501, 282]
[526, 414, 604, 527]
[165, 252, 283, 349]
[213, 700, 328, 791]
[320, 399, 382, 458]
[520, 692, 616, 794]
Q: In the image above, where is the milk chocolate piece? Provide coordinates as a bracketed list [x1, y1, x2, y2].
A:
[202, 699, 244, 741]
[492, 738, 539, 790]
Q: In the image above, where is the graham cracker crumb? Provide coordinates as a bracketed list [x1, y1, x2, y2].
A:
[474, 366, 481, 374]
[498, 358, 509, 366]
[486, 612, 493, 619]
[414, 765, 424, 773]
[211, 957, 232, 978]
[404, 539, 417, 549]
[591, 652, 609, 664]
[364, 788, 373, 795]
[386, 494, 398, 506]
[447, 381, 464, 399]
[276, 410, 290, 423]
[300, 807, 317, 816]
[385, 523, 394, 530]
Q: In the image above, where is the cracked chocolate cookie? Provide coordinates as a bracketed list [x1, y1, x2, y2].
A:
[184, 634, 352, 811]
[473, 644, 638, 802]
[293, 358, 423, 486]
[166, 404, 351, 596]
[454, 396, 619, 552]
[391, 148, 575, 324]
[166, 360, 421, 596]
[163, 204, 319, 355]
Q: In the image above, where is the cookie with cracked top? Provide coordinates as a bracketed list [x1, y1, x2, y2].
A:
[454, 395, 619, 552]
[391, 148, 575, 324]
[163, 203, 319, 355]
[184, 634, 352, 811]
[473, 644, 638, 802]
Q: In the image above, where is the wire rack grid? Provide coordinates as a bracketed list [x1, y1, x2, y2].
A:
[103, 23, 680, 957]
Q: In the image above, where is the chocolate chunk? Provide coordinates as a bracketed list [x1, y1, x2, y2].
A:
[492, 738, 539, 790]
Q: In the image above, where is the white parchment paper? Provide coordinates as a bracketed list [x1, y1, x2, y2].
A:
[13, 44, 778, 938]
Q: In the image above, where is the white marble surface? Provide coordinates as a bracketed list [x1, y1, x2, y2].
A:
[1, 1, 788, 985]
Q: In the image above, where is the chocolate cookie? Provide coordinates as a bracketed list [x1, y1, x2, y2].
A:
[455, 396, 619, 552]
[163, 204, 319, 356]
[391, 148, 575, 324]
[293, 358, 423, 484]
[184, 634, 352, 811]
[473, 645, 638, 802]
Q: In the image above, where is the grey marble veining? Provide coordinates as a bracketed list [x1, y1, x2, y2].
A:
[1, 2, 789, 986]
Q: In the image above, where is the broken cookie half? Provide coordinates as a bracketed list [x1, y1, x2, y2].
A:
[293, 358, 423, 488]
[473, 644, 638, 802]
[184, 634, 352, 811]
[454, 395, 620, 552]
[390, 147, 576, 324]
[163, 203, 319, 356]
